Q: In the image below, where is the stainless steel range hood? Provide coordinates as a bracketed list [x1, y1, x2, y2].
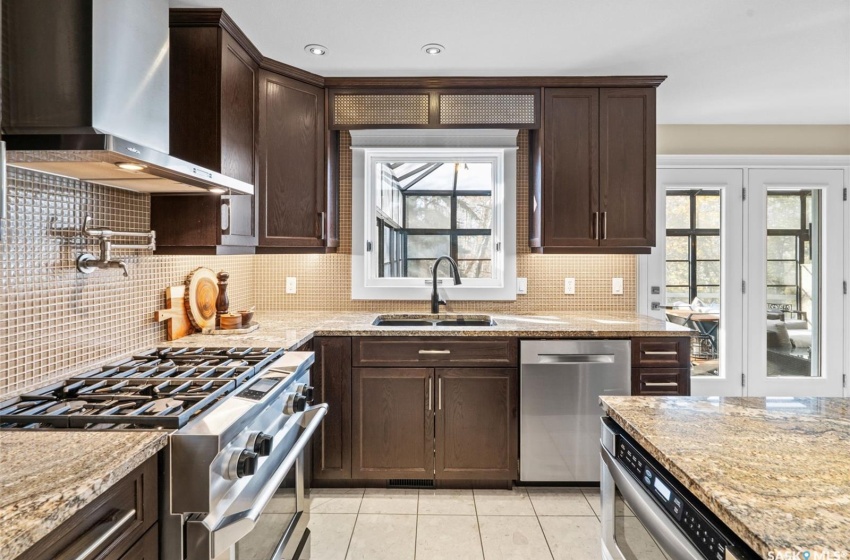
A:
[1, 0, 254, 195]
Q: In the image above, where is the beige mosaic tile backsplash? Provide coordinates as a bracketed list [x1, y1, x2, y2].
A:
[0, 130, 635, 398]
[254, 131, 637, 313]
[0, 170, 253, 398]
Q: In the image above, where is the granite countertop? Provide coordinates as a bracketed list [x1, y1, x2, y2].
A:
[0, 431, 169, 559]
[600, 396, 850, 558]
[168, 310, 692, 349]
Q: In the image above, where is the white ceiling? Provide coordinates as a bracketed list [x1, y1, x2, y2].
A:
[170, 0, 850, 124]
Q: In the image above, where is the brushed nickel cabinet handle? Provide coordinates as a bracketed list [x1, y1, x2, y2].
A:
[319, 211, 326, 240]
[643, 351, 678, 356]
[56, 509, 136, 560]
[592, 211, 599, 240]
[419, 349, 451, 355]
[643, 382, 679, 388]
[428, 377, 432, 411]
[602, 211, 608, 240]
[438, 377, 442, 410]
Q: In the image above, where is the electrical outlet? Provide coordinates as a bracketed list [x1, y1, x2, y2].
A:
[564, 278, 576, 295]
[516, 277, 528, 295]
[612, 277, 624, 295]
[285, 277, 297, 294]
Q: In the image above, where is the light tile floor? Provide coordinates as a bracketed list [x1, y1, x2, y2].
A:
[308, 486, 657, 560]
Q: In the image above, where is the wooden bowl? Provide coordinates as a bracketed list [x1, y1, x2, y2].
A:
[220, 313, 242, 330]
[239, 310, 255, 325]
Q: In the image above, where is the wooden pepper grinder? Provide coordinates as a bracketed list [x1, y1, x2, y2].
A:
[216, 271, 230, 328]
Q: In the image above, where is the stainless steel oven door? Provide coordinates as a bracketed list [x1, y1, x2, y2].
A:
[188, 403, 327, 560]
[600, 421, 701, 560]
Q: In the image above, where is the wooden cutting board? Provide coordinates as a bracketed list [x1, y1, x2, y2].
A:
[154, 286, 194, 340]
[185, 267, 219, 330]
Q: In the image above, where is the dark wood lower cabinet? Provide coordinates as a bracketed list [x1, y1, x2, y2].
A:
[352, 367, 434, 479]
[312, 337, 352, 480]
[436, 368, 518, 480]
[119, 524, 159, 560]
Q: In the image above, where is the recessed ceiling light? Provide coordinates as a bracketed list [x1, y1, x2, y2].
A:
[116, 162, 146, 172]
[422, 43, 444, 55]
[305, 44, 328, 56]
[208, 187, 227, 194]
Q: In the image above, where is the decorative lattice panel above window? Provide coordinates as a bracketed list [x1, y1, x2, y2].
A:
[333, 94, 430, 126]
[439, 94, 536, 125]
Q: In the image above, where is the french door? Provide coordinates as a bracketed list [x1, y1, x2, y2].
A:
[648, 163, 847, 397]
[746, 169, 845, 396]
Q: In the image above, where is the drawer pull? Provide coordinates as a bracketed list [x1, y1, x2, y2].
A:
[643, 382, 679, 388]
[428, 377, 432, 411]
[438, 377, 442, 410]
[419, 349, 451, 355]
[56, 509, 136, 560]
[642, 351, 678, 356]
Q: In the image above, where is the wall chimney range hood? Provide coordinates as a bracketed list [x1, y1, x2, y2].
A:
[1, 0, 254, 195]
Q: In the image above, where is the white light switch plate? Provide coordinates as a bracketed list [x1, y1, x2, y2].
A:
[612, 277, 624, 295]
[285, 277, 297, 294]
[564, 278, 576, 295]
[516, 277, 528, 295]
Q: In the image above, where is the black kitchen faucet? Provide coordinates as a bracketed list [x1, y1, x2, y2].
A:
[430, 255, 462, 313]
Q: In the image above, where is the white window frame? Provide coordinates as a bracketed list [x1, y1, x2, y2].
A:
[351, 130, 517, 301]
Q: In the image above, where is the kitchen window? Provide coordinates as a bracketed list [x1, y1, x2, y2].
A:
[351, 130, 517, 300]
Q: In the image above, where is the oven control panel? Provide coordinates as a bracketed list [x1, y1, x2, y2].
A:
[240, 377, 282, 401]
[616, 435, 738, 560]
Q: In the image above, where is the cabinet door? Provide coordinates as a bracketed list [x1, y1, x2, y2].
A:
[312, 337, 352, 480]
[542, 88, 599, 248]
[599, 87, 656, 247]
[119, 525, 158, 560]
[220, 32, 256, 185]
[258, 70, 326, 248]
[435, 368, 518, 480]
[352, 368, 434, 479]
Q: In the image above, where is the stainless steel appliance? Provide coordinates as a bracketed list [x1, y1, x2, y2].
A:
[0, 346, 325, 560]
[520, 339, 630, 482]
[1, 0, 253, 195]
[600, 417, 756, 560]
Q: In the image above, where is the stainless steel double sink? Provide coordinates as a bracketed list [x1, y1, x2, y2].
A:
[371, 314, 497, 327]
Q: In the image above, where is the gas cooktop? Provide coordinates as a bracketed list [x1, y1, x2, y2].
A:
[0, 347, 286, 429]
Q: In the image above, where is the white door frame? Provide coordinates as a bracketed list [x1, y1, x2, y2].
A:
[643, 155, 849, 397]
[746, 168, 845, 396]
[645, 167, 744, 396]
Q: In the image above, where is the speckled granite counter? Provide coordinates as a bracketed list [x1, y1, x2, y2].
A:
[600, 396, 850, 558]
[168, 310, 691, 349]
[0, 431, 168, 560]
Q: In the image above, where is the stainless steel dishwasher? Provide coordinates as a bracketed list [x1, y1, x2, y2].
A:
[520, 340, 631, 482]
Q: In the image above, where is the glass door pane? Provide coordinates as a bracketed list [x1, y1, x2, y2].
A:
[747, 169, 844, 397]
[653, 168, 744, 397]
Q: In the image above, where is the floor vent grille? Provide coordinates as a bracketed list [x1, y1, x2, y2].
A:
[387, 479, 434, 489]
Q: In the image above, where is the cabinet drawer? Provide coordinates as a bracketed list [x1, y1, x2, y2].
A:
[631, 337, 690, 367]
[19, 455, 158, 560]
[632, 368, 690, 396]
[353, 337, 518, 367]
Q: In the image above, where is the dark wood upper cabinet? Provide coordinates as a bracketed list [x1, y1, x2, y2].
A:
[257, 71, 336, 251]
[152, 9, 260, 254]
[435, 368, 518, 480]
[531, 86, 658, 253]
[351, 367, 434, 479]
[599, 87, 656, 248]
[312, 337, 352, 480]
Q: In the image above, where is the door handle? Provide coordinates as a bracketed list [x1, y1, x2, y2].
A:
[601, 211, 607, 240]
[592, 211, 599, 240]
[438, 377, 442, 410]
[537, 353, 615, 364]
[428, 377, 432, 411]
[643, 382, 679, 388]
[419, 349, 451, 355]
[643, 351, 678, 356]
[319, 211, 326, 240]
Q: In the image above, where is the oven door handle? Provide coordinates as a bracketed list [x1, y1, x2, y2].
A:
[200, 403, 328, 559]
[600, 445, 702, 559]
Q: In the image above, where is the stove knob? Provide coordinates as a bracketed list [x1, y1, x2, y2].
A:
[227, 449, 259, 479]
[295, 384, 315, 403]
[283, 393, 308, 414]
[249, 432, 273, 456]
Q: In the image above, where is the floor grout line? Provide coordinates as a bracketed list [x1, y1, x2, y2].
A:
[527, 488, 557, 560]
[341, 488, 364, 560]
[472, 489, 487, 560]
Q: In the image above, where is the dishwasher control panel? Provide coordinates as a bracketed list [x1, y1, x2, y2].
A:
[616, 435, 737, 560]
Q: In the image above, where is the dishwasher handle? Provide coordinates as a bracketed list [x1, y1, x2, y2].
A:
[534, 354, 616, 364]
